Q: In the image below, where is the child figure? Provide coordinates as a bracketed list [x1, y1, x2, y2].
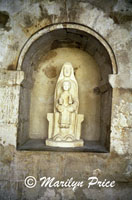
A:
[56, 81, 77, 128]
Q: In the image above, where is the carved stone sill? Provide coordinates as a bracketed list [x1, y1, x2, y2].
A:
[17, 139, 108, 153]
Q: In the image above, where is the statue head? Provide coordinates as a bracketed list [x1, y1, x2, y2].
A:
[63, 62, 72, 77]
[62, 81, 71, 91]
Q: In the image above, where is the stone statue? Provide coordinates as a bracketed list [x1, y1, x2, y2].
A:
[46, 62, 84, 147]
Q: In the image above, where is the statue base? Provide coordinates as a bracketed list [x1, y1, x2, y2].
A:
[45, 139, 84, 148]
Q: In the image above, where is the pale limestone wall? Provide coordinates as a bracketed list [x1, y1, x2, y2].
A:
[0, 0, 132, 199]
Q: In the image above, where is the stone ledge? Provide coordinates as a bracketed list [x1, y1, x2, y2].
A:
[0, 70, 24, 86]
[109, 74, 132, 89]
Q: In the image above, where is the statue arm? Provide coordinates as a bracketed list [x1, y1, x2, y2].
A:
[68, 98, 79, 112]
[55, 98, 64, 113]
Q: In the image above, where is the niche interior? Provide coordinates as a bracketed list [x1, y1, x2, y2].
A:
[17, 23, 117, 152]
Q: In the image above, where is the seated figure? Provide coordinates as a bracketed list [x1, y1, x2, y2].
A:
[46, 62, 84, 147]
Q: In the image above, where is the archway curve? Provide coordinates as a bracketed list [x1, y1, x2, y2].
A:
[17, 22, 116, 151]
[17, 22, 117, 74]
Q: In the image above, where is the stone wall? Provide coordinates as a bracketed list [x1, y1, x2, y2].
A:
[0, 0, 132, 199]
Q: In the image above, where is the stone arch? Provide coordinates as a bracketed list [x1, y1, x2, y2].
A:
[17, 23, 117, 152]
[17, 22, 117, 74]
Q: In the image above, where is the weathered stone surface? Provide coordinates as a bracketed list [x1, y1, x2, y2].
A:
[0, 70, 24, 86]
[111, 89, 132, 155]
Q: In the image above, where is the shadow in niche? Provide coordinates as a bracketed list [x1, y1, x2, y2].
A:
[18, 139, 108, 152]
[17, 23, 117, 152]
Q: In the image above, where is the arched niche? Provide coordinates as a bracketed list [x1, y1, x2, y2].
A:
[17, 23, 117, 152]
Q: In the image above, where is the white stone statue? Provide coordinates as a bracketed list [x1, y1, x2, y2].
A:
[46, 62, 84, 147]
